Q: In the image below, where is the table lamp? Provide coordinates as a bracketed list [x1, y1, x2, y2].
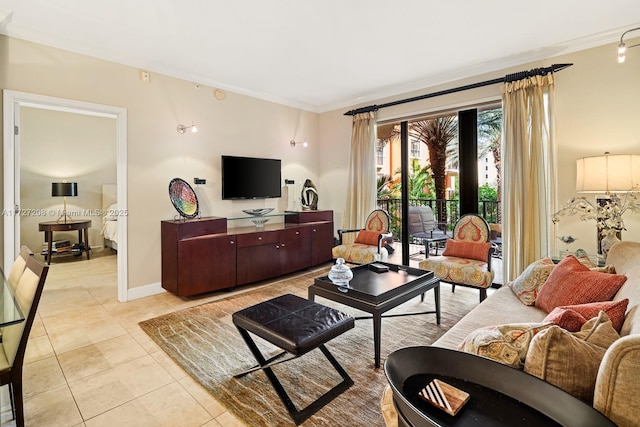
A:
[52, 181, 78, 223]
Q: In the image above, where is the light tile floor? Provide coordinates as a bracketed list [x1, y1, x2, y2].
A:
[0, 249, 261, 427]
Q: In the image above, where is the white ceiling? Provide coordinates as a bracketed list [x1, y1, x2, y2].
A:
[1, 1, 639, 112]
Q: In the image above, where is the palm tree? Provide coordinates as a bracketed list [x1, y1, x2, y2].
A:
[408, 117, 458, 225]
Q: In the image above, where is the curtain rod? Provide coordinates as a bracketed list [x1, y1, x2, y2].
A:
[344, 63, 573, 116]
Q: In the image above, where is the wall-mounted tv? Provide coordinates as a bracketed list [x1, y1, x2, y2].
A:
[221, 155, 282, 200]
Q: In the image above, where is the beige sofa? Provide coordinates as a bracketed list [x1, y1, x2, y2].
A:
[382, 241, 640, 427]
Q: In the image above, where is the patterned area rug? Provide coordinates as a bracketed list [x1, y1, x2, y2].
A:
[139, 268, 479, 426]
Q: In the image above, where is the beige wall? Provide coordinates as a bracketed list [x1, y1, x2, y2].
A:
[1, 35, 319, 290]
[20, 107, 117, 253]
[319, 38, 640, 256]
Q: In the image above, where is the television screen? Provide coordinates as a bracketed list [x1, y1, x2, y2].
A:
[221, 155, 282, 199]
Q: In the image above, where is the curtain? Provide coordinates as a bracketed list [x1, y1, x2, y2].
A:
[502, 74, 557, 280]
[343, 112, 377, 243]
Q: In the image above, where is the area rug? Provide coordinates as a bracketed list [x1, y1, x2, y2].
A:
[139, 268, 479, 426]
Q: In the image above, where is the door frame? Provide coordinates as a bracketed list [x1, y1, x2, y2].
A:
[3, 90, 129, 302]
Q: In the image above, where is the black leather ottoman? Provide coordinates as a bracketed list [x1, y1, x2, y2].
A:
[232, 293, 354, 425]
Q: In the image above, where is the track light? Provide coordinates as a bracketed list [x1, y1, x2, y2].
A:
[617, 27, 640, 63]
[177, 122, 198, 134]
[290, 140, 308, 147]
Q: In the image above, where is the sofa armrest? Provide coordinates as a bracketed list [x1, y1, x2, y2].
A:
[594, 335, 640, 427]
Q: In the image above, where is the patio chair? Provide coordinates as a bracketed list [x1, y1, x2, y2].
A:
[407, 206, 451, 258]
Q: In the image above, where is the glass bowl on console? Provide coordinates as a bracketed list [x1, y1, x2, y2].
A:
[242, 208, 275, 216]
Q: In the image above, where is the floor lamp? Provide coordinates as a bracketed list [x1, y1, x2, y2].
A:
[52, 182, 78, 223]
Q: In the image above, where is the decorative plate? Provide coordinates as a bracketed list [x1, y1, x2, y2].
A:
[169, 178, 199, 219]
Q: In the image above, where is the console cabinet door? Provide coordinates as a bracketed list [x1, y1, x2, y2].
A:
[310, 222, 334, 265]
[177, 234, 236, 296]
[279, 227, 311, 275]
[236, 231, 280, 285]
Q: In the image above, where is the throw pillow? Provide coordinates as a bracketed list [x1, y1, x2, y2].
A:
[524, 311, 620, 403]
[354, 230, 380, 246]
[509, 258, 555, 306]
[459, 322, 552, 369]
[535, 255, 627, 313]
[442, 239, 492, 262]
[544, 299, 629, 332]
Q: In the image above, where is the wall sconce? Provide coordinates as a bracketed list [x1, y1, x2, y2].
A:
[617, 27, 640, 63]
[52, 181, 78, 223]
[177, 122, 198, 134]
[290, 140, 308, 147]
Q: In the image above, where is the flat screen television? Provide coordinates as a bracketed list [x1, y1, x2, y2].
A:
[221, 155, 282, 199]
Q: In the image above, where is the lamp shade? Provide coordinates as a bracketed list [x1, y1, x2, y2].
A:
[576, 154, 640, 193]
[51, 182, 78, 197]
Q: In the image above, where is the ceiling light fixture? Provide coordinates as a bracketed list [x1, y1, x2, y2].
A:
[617, 27, 640, 63]
[290, 140, 308, 148]
[177, 122, 198, 134]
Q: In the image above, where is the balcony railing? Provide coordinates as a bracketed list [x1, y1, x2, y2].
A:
[377, 198, 500, 241]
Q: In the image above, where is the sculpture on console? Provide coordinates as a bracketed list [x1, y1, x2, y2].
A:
[300, 179, 318, 210]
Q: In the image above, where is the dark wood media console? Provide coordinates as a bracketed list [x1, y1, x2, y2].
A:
[161, 210, 334, 296]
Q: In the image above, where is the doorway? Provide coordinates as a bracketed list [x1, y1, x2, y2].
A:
[3, 90, 129, 301]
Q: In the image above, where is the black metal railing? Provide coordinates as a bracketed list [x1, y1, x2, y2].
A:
[377, 198, 500, 242]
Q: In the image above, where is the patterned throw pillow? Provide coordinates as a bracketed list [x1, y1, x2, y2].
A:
[543, 299, 629, 332]
[509, 258, 555, 306]
[354, 230, 380, 246]
[524, 312, 620, 403]
[442, 239, 492, 262]
[459, 322, 552, 369]
[535, 255, 627, 313]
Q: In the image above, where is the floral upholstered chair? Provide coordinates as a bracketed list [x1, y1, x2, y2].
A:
[332, 209, 392, 264]
[419, 214, 495, 302]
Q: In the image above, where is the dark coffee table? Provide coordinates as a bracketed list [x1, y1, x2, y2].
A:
[309, 262, 439, 368]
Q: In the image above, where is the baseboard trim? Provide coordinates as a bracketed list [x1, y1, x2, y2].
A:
[127, 281, 165, 301]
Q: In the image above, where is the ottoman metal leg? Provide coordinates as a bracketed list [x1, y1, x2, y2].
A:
[234, 326, 353, 425]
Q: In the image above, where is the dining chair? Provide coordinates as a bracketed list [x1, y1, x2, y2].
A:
[7, 246, 34, 291]
[419, 214, 494, 302]
[1, 246, 35, 344]
[332, 209, 392, 264]
[0, 253, 49, 426]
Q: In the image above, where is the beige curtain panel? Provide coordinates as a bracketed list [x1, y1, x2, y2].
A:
[502, 74, 558, 281]
[343, 111, 377, 244]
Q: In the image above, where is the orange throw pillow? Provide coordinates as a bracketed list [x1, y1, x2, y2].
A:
[442, 239, 491, 262]
[544, 299, 629, 332]
[535, 255, 627, 313]
[354, 230, 380, 246]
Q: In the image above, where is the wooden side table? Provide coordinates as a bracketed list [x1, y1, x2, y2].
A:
[38, 220, 91, 265]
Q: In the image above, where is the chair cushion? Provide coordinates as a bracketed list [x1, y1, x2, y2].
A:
[332, 243, 388, 264]
[442, 239, 492, 262]
[535, 255, 627, 313]
[420, 256, 494, 289]
[354, 230, 380, 246]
